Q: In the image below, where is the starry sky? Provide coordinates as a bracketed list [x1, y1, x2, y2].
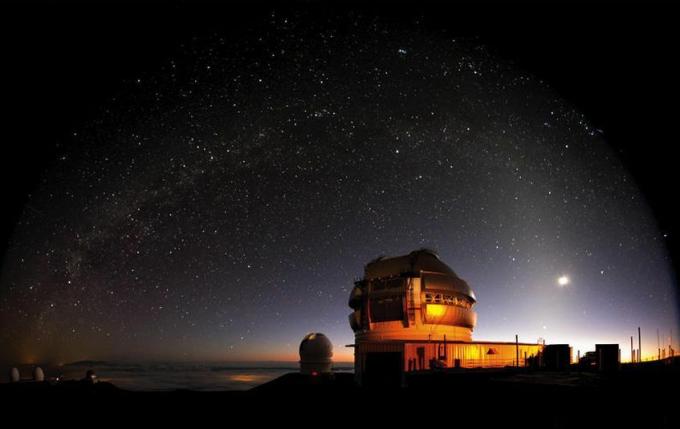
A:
[1, 5, 678, 365]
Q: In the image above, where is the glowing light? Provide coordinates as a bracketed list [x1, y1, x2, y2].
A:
[228, 374, 267, 383]
[557, 275, 570, 287]
[426, 304, 447, 317]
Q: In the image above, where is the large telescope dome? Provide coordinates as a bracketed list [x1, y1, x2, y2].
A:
[349, 249, 478, 342]
[364, 249, 476, 302]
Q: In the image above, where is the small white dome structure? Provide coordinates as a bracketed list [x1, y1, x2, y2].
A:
[299, 332, 333, 375]
[33, 366, 44, 382]
[9, 367, 20, 383]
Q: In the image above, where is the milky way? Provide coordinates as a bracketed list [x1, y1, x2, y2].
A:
[1, 12, 677, 364]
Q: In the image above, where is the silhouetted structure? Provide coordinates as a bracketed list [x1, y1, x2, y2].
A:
[542, 344, 571, 370]
[596, 344, 620, 372]
[83, 370, 98, 384]
[580, 351, 598, 369]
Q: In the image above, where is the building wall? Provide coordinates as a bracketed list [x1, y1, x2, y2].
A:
[404, 342, 543, 370]
[354, 341, 405, 386]
[354, 340, 544, 380]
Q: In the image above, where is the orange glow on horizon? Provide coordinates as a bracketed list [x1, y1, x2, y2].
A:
[228, 374, 269, 383]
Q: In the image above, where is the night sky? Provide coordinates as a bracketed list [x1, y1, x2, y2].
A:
[1, 3, 678, 365]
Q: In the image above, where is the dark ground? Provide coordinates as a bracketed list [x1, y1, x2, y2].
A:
[2, 360, 678, 427]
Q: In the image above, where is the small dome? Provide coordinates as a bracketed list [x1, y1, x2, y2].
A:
[299, 332, 333, 361]
[33, 366, 44, 382]
[299, 332, 333, 375]
[9, 367, 20, 383]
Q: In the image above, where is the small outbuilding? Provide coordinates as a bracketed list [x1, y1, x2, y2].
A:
[595, 344, 620, 372]
[542, 344, 572, 370]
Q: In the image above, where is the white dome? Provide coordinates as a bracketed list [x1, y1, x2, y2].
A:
[33, 366, 44, 382]
[299, 332, 333, 361]
[9, 367, 20, 383]
[299, 332, 333, 375]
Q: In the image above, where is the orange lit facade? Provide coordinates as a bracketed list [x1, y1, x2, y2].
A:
[349, 249, 543, 384]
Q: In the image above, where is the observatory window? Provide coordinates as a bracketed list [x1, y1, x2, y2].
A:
[424, 292, 470, 309]
[426, 304, 447, 317]
[369, 296, 404, 323]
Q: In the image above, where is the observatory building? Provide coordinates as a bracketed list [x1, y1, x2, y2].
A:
[299, 332, 333, 375]
[349, 249, 543, 385]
